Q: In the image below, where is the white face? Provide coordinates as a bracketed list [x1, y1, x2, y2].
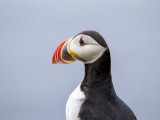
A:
[67, 34, 107, 64]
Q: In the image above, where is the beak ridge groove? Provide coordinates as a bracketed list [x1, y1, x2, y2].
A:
[52, 40, 75, 64]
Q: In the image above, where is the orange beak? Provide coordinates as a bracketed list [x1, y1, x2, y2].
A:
[52, 39, 75, 64]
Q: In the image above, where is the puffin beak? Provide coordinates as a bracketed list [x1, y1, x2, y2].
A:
[52, 38, 76, 64]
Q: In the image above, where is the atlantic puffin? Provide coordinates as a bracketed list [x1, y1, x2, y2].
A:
[52, 30, 137, 120]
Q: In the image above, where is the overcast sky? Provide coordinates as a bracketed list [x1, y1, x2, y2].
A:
[0, 0, 160, 120]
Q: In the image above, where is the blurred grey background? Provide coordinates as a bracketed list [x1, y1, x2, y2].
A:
[0, 0, 160, 120]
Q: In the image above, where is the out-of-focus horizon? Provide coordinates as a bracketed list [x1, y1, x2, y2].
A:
[0, 0, 160, 120]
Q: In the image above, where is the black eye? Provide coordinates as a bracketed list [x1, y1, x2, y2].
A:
[79, 38, 85, 46]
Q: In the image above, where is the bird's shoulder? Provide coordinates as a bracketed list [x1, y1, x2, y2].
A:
[79, 96, 118, 120]
[79, 95, 137, 120]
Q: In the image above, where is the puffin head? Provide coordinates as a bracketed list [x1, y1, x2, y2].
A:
[52, 30, 108, 64]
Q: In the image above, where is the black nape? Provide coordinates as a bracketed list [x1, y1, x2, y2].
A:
[80, 50, 116, 99]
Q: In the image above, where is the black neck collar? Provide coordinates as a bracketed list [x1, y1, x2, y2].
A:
[80, 50, 116, 98]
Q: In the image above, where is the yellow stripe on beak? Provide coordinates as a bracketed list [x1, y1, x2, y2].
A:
[68, 49, 76, 57]
[67, 37, 77, 57]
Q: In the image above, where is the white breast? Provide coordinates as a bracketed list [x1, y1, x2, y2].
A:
[66, 84, 85, 120]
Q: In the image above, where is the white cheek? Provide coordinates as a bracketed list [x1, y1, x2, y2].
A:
[80, 45, 106, 63]
[70, 43, 106, 63]
[69, 34, 107, 64]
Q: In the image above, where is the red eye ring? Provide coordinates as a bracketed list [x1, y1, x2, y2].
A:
[79, 38, 85, 46]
